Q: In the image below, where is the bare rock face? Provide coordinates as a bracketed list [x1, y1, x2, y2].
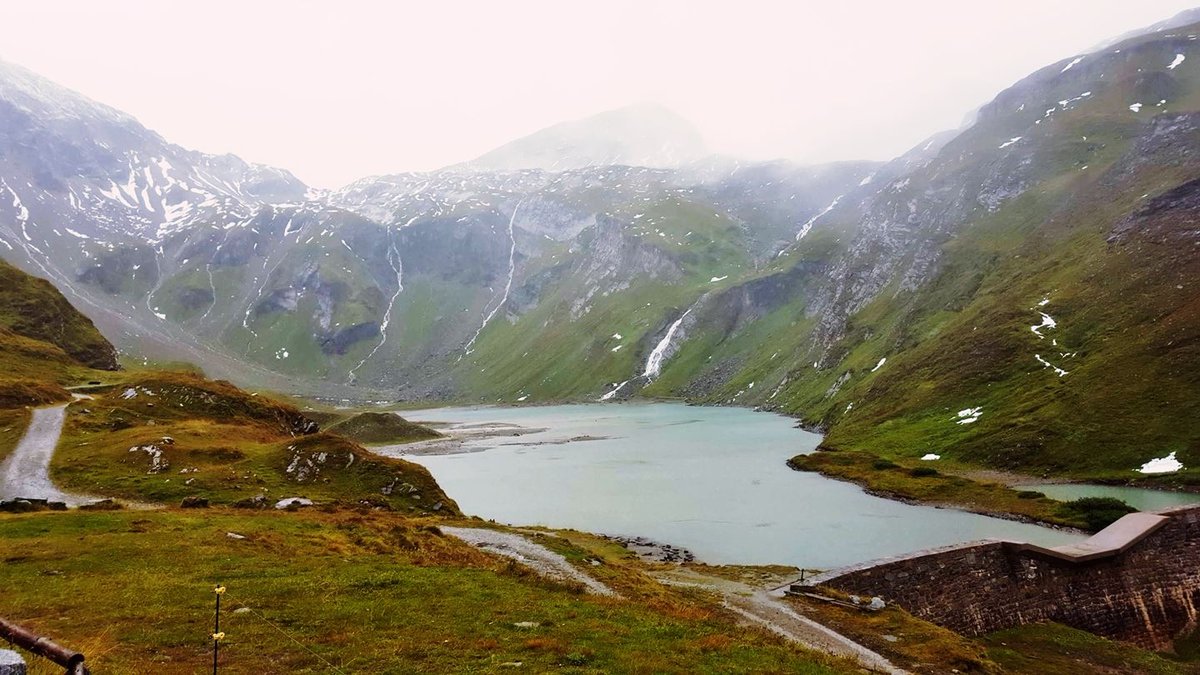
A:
[1109, 170, 1200, 244]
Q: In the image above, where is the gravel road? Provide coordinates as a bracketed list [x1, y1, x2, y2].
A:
[442, 526, 617, 597]
[656, 568, 906, 673]
[0, 403, 91, 505]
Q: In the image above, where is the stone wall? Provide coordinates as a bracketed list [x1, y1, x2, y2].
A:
[795, 506, 1200, 649]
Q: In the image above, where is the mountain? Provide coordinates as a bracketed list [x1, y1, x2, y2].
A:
[1091, 7, 1200, 50]
[666, 19, 1200, 481]
[1, 13, 1199, 483]
[462, 103, 708, 171]
[0, 257, 117, 370]
[0, 56, 873, 399]
[0, 257, 118, 407]
[0, 254, 456, 514]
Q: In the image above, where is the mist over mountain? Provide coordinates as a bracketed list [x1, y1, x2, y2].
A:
[8, 8, 1200, 674]
[461, 103, 708, 172]
[0, 11, 1198, 478]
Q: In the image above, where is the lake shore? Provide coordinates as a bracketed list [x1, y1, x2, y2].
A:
[389, 403, 1084, 568]
[373, 421, 549, 456]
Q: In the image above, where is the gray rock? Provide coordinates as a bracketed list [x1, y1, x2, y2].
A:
[274, 497, 313, 510]
[0, 649, 25, 675]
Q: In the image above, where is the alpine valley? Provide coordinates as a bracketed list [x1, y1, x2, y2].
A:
[3, 11, 1200, 489]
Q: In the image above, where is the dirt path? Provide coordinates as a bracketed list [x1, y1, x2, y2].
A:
[442, 527, 618, 597]
[0, 403, 93, 505]
[655, 568, 905, 674]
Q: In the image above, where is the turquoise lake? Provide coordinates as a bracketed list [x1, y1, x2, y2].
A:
[402, 402, 1084, 568]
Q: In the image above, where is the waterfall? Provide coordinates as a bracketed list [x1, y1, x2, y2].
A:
[349, 225, 404, 381]
[642, 301, 700, 379]
[463, 199, 523, 356]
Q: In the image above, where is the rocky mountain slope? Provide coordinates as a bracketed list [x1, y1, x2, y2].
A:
[0, 56, 872, 399]
[680, 19, 1200, 482]
[0, 253, 455, 512]
[1, 13, 1199, 480]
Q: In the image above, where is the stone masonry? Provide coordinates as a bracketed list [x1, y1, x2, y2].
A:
[792, 505, 1200, 649]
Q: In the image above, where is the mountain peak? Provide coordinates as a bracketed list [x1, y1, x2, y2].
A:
[0, 58, 133, 126]
[460, 103, 708, 172]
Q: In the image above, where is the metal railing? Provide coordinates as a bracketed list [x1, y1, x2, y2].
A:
[0, 616, 90, 674]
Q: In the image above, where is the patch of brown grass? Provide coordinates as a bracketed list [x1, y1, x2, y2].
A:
[693, 633, 735, 652]
[523, 637, 569, 654]
[787, 592, 999, 674]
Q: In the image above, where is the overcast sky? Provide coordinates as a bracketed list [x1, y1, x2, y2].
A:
[4, 1, 1198, 187]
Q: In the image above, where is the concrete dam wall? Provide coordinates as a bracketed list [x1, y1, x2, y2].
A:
[793, 506, 1200, 649]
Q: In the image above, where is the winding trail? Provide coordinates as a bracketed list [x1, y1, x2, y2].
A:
[655, 568, 905, 674]
[0, 402, 93, 506]
[443, 526, 617, 597]
[725, 591, 905, 674]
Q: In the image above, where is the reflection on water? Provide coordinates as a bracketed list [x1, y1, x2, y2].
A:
[405, 403, 1083, 568]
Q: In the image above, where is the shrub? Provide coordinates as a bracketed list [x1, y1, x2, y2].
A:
[910, 466, 939, 477]
[1016, 490, 1046, 500]
[1058, 497, 1137, 532]
[872, 459, 899, 470]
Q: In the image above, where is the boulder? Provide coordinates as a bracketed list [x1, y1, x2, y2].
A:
[274, 497, 313, 510]
[79, 499, 122, 511]
[0, 500, 36, 513]
[180, 496, 209, 508]
[232, 494, 268, 509]
[0, 649, 26, 675]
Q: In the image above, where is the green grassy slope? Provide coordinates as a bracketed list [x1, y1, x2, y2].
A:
[326, 411, 441, 445]
[636, 24, 1200, 485]
[0, 258, 118, 370]
[0, 509, 846, 673]
[806, 136, 1200, 483]
[54, 372, 457, 513]
[0, 260, 458, 512]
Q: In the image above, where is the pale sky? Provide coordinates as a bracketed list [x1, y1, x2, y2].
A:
[4, 1, 1198, 187]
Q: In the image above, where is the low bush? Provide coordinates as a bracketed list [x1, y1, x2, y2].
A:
[1058, 497, 1136, 532]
